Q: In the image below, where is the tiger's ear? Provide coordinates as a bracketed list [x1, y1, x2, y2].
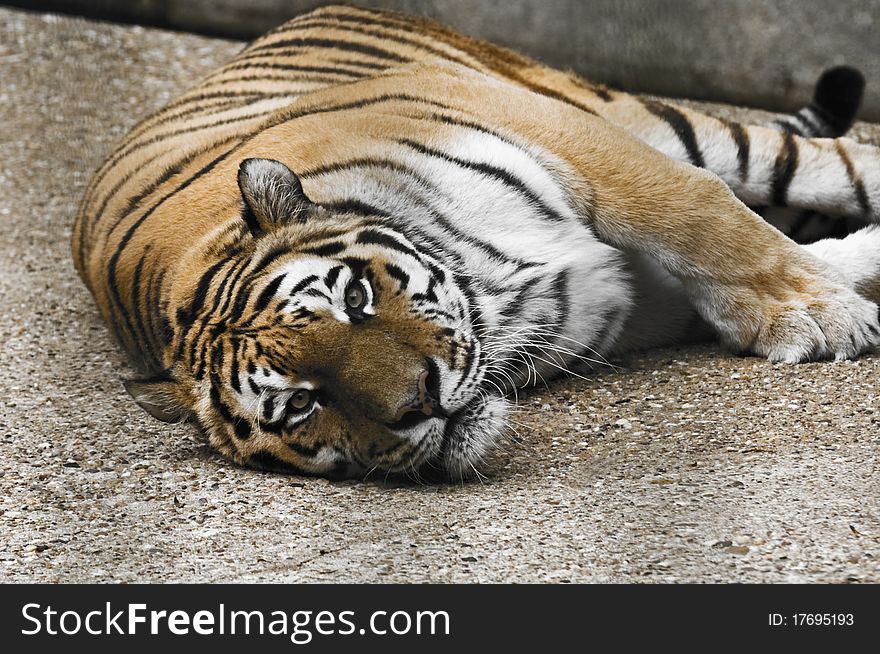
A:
[237, 158, 320, 237]
[123, 373, 189, 424]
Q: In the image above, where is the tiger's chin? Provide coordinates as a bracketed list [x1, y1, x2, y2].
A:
[426, 393, 511, 482]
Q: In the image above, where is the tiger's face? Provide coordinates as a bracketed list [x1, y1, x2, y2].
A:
[125, 158, 508, 479]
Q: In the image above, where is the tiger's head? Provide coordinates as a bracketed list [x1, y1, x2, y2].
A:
[124, 158, 508, 479]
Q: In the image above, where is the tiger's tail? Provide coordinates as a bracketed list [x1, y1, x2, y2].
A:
[763, 66, 867, 241]
[571, 64, 879, 227]
[770, 66, 865, 138]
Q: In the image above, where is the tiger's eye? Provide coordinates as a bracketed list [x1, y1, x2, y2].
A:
[345, 283, 366, 310]
[289, 389, 312, 411]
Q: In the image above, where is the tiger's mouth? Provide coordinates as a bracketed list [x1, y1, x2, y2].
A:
[419, 392, 511, 481]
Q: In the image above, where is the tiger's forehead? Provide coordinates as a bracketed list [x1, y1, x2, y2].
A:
[268, 239, 437, 297]
[273, 256, 350, 291]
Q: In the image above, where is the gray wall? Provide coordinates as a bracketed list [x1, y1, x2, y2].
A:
[9, 0, 880, 120]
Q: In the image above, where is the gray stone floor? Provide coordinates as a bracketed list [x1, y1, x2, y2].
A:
[1, 9, 877, 583]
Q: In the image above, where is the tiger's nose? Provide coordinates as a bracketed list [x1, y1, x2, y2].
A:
[386, 363, 447, 430]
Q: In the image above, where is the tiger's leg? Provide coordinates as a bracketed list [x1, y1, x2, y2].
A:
[538, 113, 880, 362]
[613, 224, 880, 355]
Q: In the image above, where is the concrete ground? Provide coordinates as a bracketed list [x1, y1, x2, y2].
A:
[1, 8, 878, 583]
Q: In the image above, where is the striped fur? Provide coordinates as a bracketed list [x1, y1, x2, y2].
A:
[73, 5, 880, 478]
[763, 66, 869, 243]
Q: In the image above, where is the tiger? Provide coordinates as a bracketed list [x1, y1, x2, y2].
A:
[72, 4, 880, 480]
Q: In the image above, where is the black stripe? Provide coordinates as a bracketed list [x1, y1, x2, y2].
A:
[384, 263, 410, 290]
[456, 342, 479, 395]
[289, 274, 320, 297]
[216, 255, 252, 317]
[180, 259, 229, 326]
[230, 338, 241, 394]
[232, 47, 390, 72]
[323, 265, 344, 290]
[254, 273, 287, 314]
[413, 110, 524, 152]
[262, 396, 276, 421]
[410, 275, 439, 304]
[209, 376, 237, 424]
[198, 73, 346, 89]
[247, 245, 292, 281]
[323, 199, 389, 218]
[143, 267, 165, 356]
[302, 241, 346, 257]
[722, 119, 751, 182]
[128, 252, 156, 371]
[771, 118, 804, 136]
[551, 269, 570, 335]
[500, 273, 545, 318]
[421, 308, 457, 322]
[193, 332, 211, 381]
[592, 85, 613, 102]
[158, 89, 280, 114]
[641, 99, 705, 168]
[204, 249, 244, 322]
[269, 93, 454, 132]
[224, 248, 292, 325]
[771, 132, 799, 207]
[247, 377, 261, 396]
[186, 319, 217, 379]
[233, 419, 252, 440]
[496, 70, 599, 117]
[211, 339, 226, 378]
[795, 108, 825, 135]
[249, 36, 410, 64]
[212, 60, 368, 79]
[208, 372, 252, 443]
[304, 288, 332, 301]
[835, 141, 871, 217]
[356, 228, 420, 258]
[398, 138, 565, 222]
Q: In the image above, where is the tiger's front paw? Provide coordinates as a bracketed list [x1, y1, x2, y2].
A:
[749, 285, 880, 362]
[698, 270, 880, 363]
